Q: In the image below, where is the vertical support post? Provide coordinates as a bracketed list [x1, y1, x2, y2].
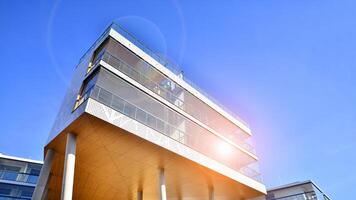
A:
[209, 187, 214, 200]
[31, 149, 54, 200]
[159, 168, 167, 200]
[137, 190, 143, 200]
[61, 133, 77, 200]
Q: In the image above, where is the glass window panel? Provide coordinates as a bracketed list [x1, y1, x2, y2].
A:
[147, 114, 156, 129]
[123, 103, 135, 118]
[90, 86, 100, 99]
[29, 168, 40, 176]
[136, 108, 147, 124]
[3, 171, 18, 181]
[98, 89, 112, 106]
[20, 190, 33, 198]
[111, 96, 125, 112]
[0, 188, 11, 195]
[27, 175, 38, 184]
[156, 119, 165, 133]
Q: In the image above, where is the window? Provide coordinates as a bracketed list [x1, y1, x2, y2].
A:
[26, 168, 40, 184]
[0, 187, 11, 195]
[82, 70, 99, 96]
[0, 165, 21, 181]
[136, 108, 147, 124]
[111, 96, 125, 112]
[20, 188, 34, 198]
[156, 119, 165, 133]
[147, 114, 157, 129]
[97, 88, 112, 106]
[87, 38, 109, 73]
[123, 103, 135, 118]
[74, 68, 99, 110]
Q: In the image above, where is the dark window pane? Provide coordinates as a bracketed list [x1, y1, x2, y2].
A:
[30, 168, 40, 176]
[20, 190, 33, 197]
[0, 188, 11, 195]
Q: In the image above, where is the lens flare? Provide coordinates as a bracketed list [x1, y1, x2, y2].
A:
[217, 141, 232, 156]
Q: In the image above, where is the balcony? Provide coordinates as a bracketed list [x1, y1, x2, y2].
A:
[91, 50, 256, 155]
[0, 170, 38, 185]
[109, 23, 249, 128]
[267, 191, 331, 200]
[78, 74, 261, 182]
[0, 182, 34, 200]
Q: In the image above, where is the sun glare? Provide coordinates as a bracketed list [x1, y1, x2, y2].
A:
[217, 141, 232, 156]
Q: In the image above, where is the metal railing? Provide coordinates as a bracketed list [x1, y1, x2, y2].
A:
[268, 191, 330, 200]
[0, 194, 31, 200]
[0, 170, 38, 184]
[96, 51, 255, 154]
[110, 22, 249, 127]
[77, 24, 112, 66]
[76, 22, 249, 127]
[79, 85, 261, 182]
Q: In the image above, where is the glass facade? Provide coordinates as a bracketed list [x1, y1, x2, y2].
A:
[0, 156, 41, 200]
[90, 37, 255, 154]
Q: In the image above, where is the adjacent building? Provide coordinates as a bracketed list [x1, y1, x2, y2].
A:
[0, 153, 42, 200]
[252, 180, 331, 200]
[32, 22, 266, 199]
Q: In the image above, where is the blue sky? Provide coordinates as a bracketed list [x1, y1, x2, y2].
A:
[1, 0, 355, 198]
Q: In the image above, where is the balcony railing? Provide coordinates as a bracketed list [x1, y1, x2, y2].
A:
[268, 191, 330, 200]
[95, 51, 256, 155]
[0, 170, 39, 184]
[110, 23, 249, 127]
[79, 84, 261, 182]
[0, 194, 31, 200]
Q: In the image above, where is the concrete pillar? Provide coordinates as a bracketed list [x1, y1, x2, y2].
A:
[137, 191, 143, 200]
[31, 149, 54, 200]
[61, 133, 77, 200]
[209, 187, 214, 200]
[159, 168, 167, 200]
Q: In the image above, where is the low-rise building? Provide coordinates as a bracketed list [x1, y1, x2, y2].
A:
[0, 153, 42, 200]
[252, 180, 331, 200]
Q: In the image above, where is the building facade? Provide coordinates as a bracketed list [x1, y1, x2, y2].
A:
[32, 22, 266, 199]
[0, 154, 42, 200]
[252, 180, 331, 200]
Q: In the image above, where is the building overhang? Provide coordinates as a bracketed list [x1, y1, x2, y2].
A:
[44, 108, 266, 199]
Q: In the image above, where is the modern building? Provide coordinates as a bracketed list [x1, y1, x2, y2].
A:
[252, 180, 331, 200]
[0, 153, 42, 200]
[32, 22, 266, 199]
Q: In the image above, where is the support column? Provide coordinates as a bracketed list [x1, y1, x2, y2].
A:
[31, 149, 54, 200]
[209, 187, 214, 200]
[137, 191, 143, 200]
[61, 133, 77, 200]
[159, 168, 167, 200]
